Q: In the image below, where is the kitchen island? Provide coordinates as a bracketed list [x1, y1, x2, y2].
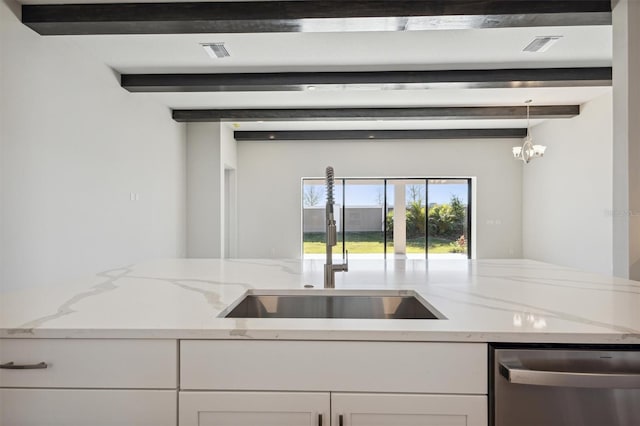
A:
[1, 259, 639, 426]
[1, 258, 639, 342]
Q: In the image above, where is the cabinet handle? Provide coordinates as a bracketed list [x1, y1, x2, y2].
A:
[0, 362, 48, 370]
[318, 413, 323, 426]
[339, 414, 344, 426]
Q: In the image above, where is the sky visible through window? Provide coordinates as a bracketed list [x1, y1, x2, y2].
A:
[375, 183, 466, 205]
[305, 181, 468, 206]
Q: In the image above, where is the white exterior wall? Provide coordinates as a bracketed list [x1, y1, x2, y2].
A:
[0, 0, 187, 290]
[523, 93, 613, 275]
[237, 138, 523, 259]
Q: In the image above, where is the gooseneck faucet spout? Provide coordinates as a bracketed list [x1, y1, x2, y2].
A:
[324, 166, 348, 288]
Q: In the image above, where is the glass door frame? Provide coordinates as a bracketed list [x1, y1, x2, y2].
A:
[302, 177, 473, 260]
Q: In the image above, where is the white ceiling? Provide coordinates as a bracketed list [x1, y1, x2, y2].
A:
[51, 16, 613, 130]
[63, 26, 611, 73]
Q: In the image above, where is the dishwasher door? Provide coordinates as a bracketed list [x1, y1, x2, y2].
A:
[493, 348, 640, 426]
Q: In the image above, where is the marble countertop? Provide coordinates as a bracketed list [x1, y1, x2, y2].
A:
[1, 258, 639, 343]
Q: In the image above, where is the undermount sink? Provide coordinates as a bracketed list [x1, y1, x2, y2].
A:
[220, 290, 445, 320]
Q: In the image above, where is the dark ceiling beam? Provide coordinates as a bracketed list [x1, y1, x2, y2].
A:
[122, 67, 612, 93]
[234, 128, 528, 141]
[172, 105, 579, 122]
[22, 1, 612, 36]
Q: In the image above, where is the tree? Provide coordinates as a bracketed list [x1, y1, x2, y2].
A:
[428, 195, 467, 238]
[406, 185, 426, 238]
[303, 186, 322, 207]
[374, 188, 384, 205]
[449, 195, 466, 236]
[406, 200, 426, 238]
[428, 203, 455, 236]
[407, 185, 424, 204]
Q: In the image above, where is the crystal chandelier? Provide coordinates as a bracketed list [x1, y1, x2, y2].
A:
[513, 99, 546, 163]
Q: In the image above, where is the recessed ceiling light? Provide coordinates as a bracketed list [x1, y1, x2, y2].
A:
[522, 36, 562, 53]
[307, 85, 317, 91]
[257, 120, 264, 123]
[201, 42, 230, 58]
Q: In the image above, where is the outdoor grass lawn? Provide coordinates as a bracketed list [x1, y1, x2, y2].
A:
[303, 232, 461, 254]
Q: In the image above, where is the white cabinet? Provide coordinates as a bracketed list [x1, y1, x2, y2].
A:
[1, 338, 489, 425]
[0, 389, 176, 426]
[332, 393, 487, 426]
[181, 340, 486, 394]
[179, 391, 330, 426]
[179, 341, 488, 426]
[0, 339, 178, 426]
[0, 338, 177, 388]
[178, 391, 486, 426]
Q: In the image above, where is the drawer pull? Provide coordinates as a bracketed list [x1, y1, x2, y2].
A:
[0, 361, 48, 370]
[339, 414, 344, 426]
[318, 413, 323, 426]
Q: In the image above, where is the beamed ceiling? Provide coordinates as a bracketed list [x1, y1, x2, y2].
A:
[21, 0, 614, 140]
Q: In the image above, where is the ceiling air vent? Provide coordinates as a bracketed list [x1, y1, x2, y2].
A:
[201, 43, 230, 58]
[522, 36, 562, 53]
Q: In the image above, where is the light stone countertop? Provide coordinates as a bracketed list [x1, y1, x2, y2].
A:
[1, 258, 639, 343]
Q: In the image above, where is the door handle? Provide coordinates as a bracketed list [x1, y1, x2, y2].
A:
[499, 360, 640, 389]
[338, 414, 344, 426]
[318, 414, 322, 426]
[0, 362, 48, 370]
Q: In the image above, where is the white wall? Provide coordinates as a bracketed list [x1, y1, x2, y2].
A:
[220, 123, 238, 258]
[612, 0, 640, 280]
[237, 138, 523, 259]
[186, 122, 237, 258]
[0, 0, 186, 290]
[187, 123, 222, 258]
[522, 93, 613, 275]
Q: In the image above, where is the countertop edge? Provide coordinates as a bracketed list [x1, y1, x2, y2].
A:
[2, 328, 640, 344]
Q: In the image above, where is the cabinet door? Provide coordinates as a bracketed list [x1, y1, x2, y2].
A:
[332, 393, 487, 426]
[0, 389, 176, 426]
[179, 391, 329, 426]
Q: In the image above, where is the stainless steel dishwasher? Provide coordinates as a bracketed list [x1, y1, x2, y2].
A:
[492, 346, 640, 426]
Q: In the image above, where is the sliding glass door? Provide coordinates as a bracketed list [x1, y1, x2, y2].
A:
[302, 178, 344, 260]
[302, 177, 471, 259]
[427, 179, 470, 259]
[344, 179, 385, 258]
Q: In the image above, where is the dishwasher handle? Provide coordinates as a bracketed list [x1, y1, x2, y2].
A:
[499, 360, 640, 389]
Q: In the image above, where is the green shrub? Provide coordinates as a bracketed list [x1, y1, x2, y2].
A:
[449, 235, 467, 253]
[385, 195, 466, 239]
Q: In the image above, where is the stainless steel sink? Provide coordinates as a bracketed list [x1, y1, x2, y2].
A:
[220, 290, 445, 320]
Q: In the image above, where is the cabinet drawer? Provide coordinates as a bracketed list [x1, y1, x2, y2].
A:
[0, 339, 177, 388]
[0, 389, 176, 426]
[181, 340, 487, 394]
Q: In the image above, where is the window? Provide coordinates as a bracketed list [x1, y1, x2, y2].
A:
[302, 177, 472, 259]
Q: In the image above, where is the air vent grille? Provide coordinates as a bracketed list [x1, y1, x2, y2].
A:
[201, 43, 230, 58]
[523, 36, 562, 53]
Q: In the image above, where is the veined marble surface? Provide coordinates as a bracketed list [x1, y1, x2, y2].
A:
[1, 259, 639, 343]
